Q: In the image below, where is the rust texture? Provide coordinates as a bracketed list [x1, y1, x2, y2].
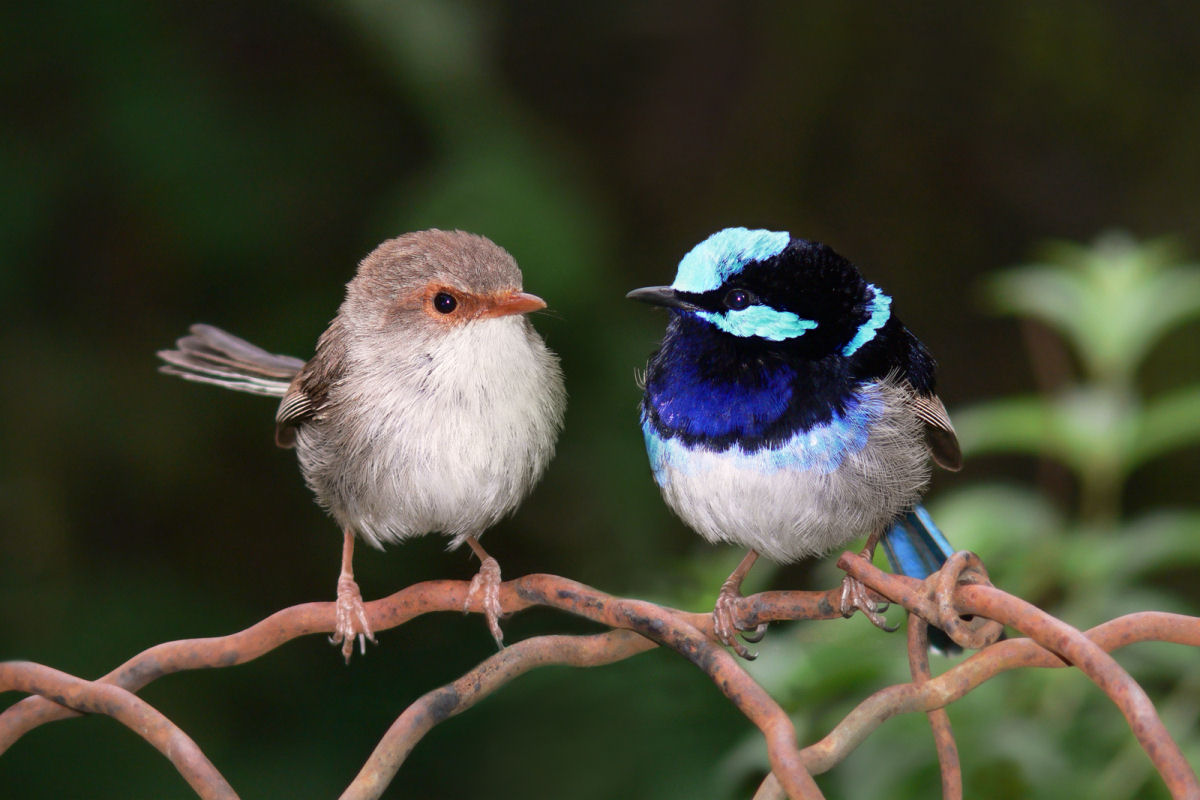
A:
[0, 661, 239, 800]
[3, 558, 1199, 800]
[838, 551, 1200, 799]
[906, 617, 961, 800]
[340, 630, 651, 800]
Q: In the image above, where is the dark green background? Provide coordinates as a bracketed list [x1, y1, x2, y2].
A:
[3, 2, 1200, 798]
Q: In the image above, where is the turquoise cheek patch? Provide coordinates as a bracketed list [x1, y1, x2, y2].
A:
[672, 228, 791, 293]
[698, 305, 818, 341]
[842, 284, 892, 356]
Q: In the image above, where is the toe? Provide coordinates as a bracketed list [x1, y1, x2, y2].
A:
[740, 622, 769, 643]
[466, 557, 506, 647]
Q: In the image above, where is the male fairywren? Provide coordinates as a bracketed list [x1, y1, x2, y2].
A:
[159, 230, 567, 659]
[629, 228, 961, 656]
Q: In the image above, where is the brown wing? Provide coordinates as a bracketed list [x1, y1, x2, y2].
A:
[911, 393, 962, 471]
[274, 383, 316, 448]
[273, 319, 347, 448]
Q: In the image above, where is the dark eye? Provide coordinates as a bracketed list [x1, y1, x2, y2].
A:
[724, 288, 752, 310]
[433, 292, 458, 314]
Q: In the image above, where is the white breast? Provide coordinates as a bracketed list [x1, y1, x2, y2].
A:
[645, 381, 929, 563]
[297, 316, 565, 549]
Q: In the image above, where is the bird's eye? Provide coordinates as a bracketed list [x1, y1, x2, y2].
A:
[724, 289, 752, 310]
[433, 292, 458, 314]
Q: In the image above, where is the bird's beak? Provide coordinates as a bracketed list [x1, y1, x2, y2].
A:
[481, 290, 547, 318]
[625, 286, 700, 311]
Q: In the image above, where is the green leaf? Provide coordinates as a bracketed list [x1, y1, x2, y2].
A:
[954, 389, 1132, 475]
[1106, 511, 1200, 578]
[953, 395, 1058, 458]
[1129, 385, 1200, 467]
[928, 485, 1064, 547]
[989, 233, 1200, 382]
[989, 263, 1092, 358]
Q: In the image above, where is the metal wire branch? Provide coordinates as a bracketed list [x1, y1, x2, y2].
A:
[340, 630, 651, 800]
[3, 554, 1199, 800]
[0, 661, 238, 800]
[838, 551, 1197, 797]
[906, 617, 961, 800]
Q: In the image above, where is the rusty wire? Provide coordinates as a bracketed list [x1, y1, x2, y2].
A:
[0, 661, 237, 800]
[906, 617, 961, 800]
[839, 551, 1198, 798]
[339, 630, 650, 800]
[3, 556, 1199, 800]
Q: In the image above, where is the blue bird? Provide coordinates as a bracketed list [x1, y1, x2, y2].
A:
[628, 228, 962, 657]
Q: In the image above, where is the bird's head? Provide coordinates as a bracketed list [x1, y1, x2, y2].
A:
[628, 227, 891, 359]
[343, 229, 546, 345]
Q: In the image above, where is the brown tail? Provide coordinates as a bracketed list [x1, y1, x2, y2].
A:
[157, 324, 305, 397]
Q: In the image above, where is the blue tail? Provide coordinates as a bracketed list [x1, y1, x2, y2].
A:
[880, 505, 959, 653]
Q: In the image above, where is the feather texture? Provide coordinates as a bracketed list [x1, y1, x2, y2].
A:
[634, 228, 962, 580]
[645, 378, 928, 562]
[157, 230, 566, 551]
[881, 506, 960, 652]
[295, 314, 565, 549]
[910, 393, 962, 471]
[157, 324, 303, 397]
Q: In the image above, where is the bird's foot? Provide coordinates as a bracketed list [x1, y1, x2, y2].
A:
[465, 556, 505, 647]
[332, 574, 376, 663]
[713, 582, 769, 660]
[838, 574, 897, 632]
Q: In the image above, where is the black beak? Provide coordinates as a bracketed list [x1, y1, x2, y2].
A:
[626, 285, 700, 311]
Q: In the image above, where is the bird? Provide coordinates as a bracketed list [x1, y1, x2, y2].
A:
[158, 229, 567, 660]
[628, 227, 962, 657]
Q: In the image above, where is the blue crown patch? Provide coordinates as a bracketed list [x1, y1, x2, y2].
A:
[672, 227, 790, 293]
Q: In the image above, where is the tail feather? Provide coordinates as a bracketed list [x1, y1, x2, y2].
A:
[158, 324, 304, 397]
[881, 505, 960, 653]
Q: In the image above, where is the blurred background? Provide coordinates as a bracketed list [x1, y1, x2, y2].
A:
[4, 2, 1200, 798]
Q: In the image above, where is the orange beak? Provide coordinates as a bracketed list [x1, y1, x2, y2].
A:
[481, 290, 547, 319]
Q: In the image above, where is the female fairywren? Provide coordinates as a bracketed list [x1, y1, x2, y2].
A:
[629, 228, 961, 657]
[159, 230, 566, 660]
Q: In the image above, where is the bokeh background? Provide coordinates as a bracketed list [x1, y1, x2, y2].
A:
[5, 2, 1200, 798]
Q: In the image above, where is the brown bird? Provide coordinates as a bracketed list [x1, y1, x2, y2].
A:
[159, 230, 567, 659]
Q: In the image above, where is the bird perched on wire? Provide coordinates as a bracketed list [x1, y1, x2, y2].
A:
[628, 227, 961, 657]
[158, 230, 566, 660]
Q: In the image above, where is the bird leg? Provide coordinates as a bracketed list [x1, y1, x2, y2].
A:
[331, 528, 376, 662]
[839, 530, 897, 631]
[463, 535, 505, 647]
[713, 549, 770, 660]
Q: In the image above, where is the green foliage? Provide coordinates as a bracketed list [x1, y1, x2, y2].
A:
[948, 235, 1200, 799]
[989, 234, 1200, 385]
[957, 233, 1200, 521]
[721, 234, 1200, 799]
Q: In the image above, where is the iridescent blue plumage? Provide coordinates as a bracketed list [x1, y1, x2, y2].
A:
[698, 304, 818, 341]
[842, 285, 892, 356]
[629, 227, 964, 656]
[881, 506, 955, 580]
[881, 506, 959, 652]
[673, 227, 791, 293]
[643, 388, 877, 478]
[644, 343, 796, 441]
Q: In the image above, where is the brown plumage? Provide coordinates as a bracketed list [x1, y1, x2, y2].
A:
[158, 230, 566, 659]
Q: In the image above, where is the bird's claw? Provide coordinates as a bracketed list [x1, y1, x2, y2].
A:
[465, 556, 505, 647]
[839, 575, 898, 632]
[713, 584, 767, 660]
[332, 574, 376, 663]
[740, 622, 770, 643]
